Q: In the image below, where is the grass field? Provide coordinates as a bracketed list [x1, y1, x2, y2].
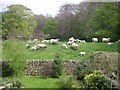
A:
[2, 39, 118, 60]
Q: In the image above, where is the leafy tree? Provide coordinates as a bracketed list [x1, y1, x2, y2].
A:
[2, 4, 37, 40]
[42, 17, 58, 39]
[87, 2, 118, 41]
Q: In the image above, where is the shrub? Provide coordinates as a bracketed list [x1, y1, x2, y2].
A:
[2, 62, 14, 77]
[2, 39, 27, 77]
[75, 62, 93, 81]
[51, 53, 63, 78]
[13, 79, 24, 88]
[84, 70, 111, 89]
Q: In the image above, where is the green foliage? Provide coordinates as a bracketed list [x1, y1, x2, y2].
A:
[2, 39, 27, 77]
[42, 17, 58, 39]
[2, 4, 37, 39]
[75, 62, 93, 81]
[84, 70, 111, 89]
[87, 2, 118, 41]
[2, 63, 14, 77]
[51, 53, 63, 78]
[13, 78, 24, 88]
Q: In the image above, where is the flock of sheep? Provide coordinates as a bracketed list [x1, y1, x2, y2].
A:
[26, 37, 119, 56]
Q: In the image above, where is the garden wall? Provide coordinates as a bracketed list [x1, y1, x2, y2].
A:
[2, 60, 88, 76]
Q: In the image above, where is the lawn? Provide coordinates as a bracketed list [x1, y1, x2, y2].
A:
[22, 76, 61, 88]
[2, 39, 118, 60]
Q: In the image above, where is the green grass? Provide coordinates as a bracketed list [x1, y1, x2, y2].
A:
[22, 76, 61, 88]
[2, 39, 118, 60]
[1, 76, 61, 88]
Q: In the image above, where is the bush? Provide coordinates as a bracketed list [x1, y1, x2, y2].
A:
[2, 39, 27, 77]
[51, 53, 63, 78]
[60, 75, 80, 88]
[13, 79, 24, 88]
[75, 62, 93, 81]
[84, 70, 111, 89]
[2, 62, 14, 77]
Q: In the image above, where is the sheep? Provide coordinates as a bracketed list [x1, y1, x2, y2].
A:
[67, 41, 73, 45]
[37, 44, 47, 48]
[62, 44, 68, 49]
[69, 37, 74, 42]
[80, 40, 86, 43]
[31, 44, 47, 50]
[41, 40, 50, 43]
[50, 38, 60, 45]
[26, 44, 30, 48]
[33, 39, 38, 42]
[102, 38, 110, 43]
[92, 38, 98, 42]
[107, 42, 113, 46]
[76, 39, 81, 43]
[80, 52, 86, 56]
[71, 43, 79, 50]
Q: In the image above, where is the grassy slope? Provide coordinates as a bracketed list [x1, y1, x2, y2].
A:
[22, 76, 60, 88]
[2, 40, 118, 60]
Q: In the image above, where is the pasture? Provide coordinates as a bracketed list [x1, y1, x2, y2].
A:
[2, 39, 118, 61]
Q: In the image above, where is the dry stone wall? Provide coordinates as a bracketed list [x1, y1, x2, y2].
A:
[1, 60, 87, 76]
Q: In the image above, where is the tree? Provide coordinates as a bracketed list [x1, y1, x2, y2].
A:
[2, 4, 37, 40]
[87, 2, 118, 41]
[42, 17, 58, 39]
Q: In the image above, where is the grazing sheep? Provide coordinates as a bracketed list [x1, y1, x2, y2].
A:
[80, 52, 86, 56]
[71, 43, 79, 50]
[67, 41, 73, 45]
[80, 40, 86, 43]
[76, 39, 81, 43]
[92, 38, 98, 42]
[26, 44, 30, 48]
[69, 37, 74, 42]
[33, 39, 38, 42]
[107, 42, 113, 46]
[31, 44, 47, 50]
[62, 44, 68, 49]
[41, 40, 50, 43]
[102, 38, 110, 43]
[116, 40, 120, 43]
[37, 44, 47, 48]
[50, 39, 59, 45]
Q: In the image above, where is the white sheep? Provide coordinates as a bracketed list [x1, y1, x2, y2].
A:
[62, 44, 68, 49]
[26, 44, 30, 48]
[102, 38, 110, 43]
[92, 38, 98, 42]
[67, 41, 73, 45]
[107, 42, 113, 46]
[80, 52, 86, 56]
[80, 40, 86, 43]
[50, 39, 59, 44]
[69, 37, 74, 42]
[37, 44, 47, 48]
[71, 43, 79, 50]
[41, 40, 50, 43]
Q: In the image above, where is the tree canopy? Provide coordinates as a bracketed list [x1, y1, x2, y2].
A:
[2, 4, 37, 40]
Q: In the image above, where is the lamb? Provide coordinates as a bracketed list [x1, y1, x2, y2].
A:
[92, 38, 98, 42]
[71, 43, 79, 50]
[62, 44, 68, 49]
[80, 52, 86, 56]
[69, 37, 74, 42]
[102, 38, 110, 43]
